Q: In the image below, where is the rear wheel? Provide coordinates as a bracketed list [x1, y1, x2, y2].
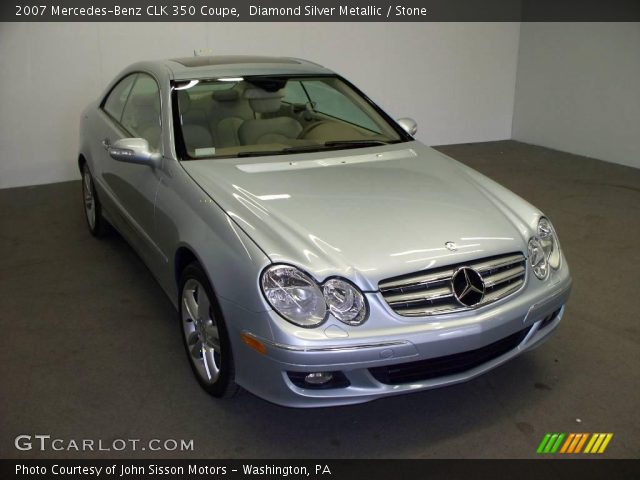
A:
[81, 163, 108, 237]
[179, 262, 240, 398]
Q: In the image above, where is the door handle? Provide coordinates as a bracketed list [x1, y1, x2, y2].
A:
[101, 138, 111, 150]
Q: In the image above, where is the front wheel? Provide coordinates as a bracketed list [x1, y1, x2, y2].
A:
[179, 262, 240, 398]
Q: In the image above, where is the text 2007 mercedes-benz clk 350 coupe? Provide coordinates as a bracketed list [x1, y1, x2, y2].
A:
[78, 56, 572, 407]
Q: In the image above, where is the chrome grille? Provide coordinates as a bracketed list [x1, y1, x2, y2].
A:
[379, 252, 526, 317]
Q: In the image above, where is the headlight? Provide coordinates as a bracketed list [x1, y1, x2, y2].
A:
[528, 236, 549, 280]
[528, 217, 561, 280]
[261, 265, 368, 327]
[261, 265, 326, 327]
[323, 278, 367, 326]
[537, 217, 561, 269]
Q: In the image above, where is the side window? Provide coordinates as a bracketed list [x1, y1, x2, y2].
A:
[120, 74, 162, 150]
[102, 74, 137, 122]
[282, 80, 309, 105]
[302, 80, 380, 133]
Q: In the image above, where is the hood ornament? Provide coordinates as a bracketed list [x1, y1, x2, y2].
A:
[445, 241, 457, 251]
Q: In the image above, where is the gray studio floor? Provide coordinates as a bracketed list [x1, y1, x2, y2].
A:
[1, 140, 638, 458]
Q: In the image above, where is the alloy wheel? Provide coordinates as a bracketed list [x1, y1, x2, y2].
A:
[181, 278, 222, 384]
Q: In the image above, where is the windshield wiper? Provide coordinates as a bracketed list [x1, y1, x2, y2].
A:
[281, 139, 390, 153]
[236, 140, 392, 158]
[236, 150, 289, 158]
[324, 139, 390, 147]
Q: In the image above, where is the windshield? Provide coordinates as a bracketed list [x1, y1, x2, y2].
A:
[172, 75, 409, 159]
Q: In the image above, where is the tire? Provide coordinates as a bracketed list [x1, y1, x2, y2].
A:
[81, 163, 108, 237]
[179, 262, 240, 398]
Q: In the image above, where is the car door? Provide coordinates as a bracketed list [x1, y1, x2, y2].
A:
[94, 72, 165, 268]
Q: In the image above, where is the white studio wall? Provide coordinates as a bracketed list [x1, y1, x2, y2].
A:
[0, 22, 521, 189]
[513, 22, 640, 169]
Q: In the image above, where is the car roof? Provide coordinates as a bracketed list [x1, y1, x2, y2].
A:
[159, 55, 334, 80]
[99, 56, 336, 104]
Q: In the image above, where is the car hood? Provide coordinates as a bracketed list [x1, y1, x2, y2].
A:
[181, 142, 536, 290]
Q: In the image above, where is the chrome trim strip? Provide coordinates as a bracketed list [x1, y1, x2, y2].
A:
[474, 254, 524, 273]
[483, 265, 525, 287]
[397, 304, 471, 317]
[379, 270, 453, 291]
[242, 331, 409, 353]
[386, 286, 453, 305]
[481, 279, 524, 303]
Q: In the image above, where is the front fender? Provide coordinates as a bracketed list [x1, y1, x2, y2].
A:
[154, 159, 273, 335]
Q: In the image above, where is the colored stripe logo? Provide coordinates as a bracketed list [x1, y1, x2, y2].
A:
[584, 433, 614, 454]
[537, 433, 613, 454]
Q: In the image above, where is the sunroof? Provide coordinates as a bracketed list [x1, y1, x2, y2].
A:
[171, 56, 301, 68]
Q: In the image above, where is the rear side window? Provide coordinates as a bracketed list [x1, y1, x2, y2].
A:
[103, 74, 137, 122]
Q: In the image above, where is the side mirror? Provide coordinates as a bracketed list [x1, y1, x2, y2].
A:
[108, 138, 160, 167]
[397, 118, 418, 136]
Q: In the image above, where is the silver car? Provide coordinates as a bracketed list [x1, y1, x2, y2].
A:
[78, 56, 572, 407]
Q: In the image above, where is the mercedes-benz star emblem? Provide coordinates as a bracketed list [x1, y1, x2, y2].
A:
[445, 241, 457, 251]
[451, 267, 485, 307]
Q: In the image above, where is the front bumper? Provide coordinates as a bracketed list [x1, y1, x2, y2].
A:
[223, 272, 572, 408]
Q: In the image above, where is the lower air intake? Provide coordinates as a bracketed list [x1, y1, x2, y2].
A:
[369, 327, 530, 385]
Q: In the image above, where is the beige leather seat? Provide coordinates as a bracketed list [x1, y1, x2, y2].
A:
[178, 91, 208, 129]
[209, 88, 254, 148]
[238, 88, 303, 145]
[177, 91, 213, 151]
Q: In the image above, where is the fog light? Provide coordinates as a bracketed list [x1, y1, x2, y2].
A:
[305, 372, 334, 385]
[287, 371, 350, 389]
